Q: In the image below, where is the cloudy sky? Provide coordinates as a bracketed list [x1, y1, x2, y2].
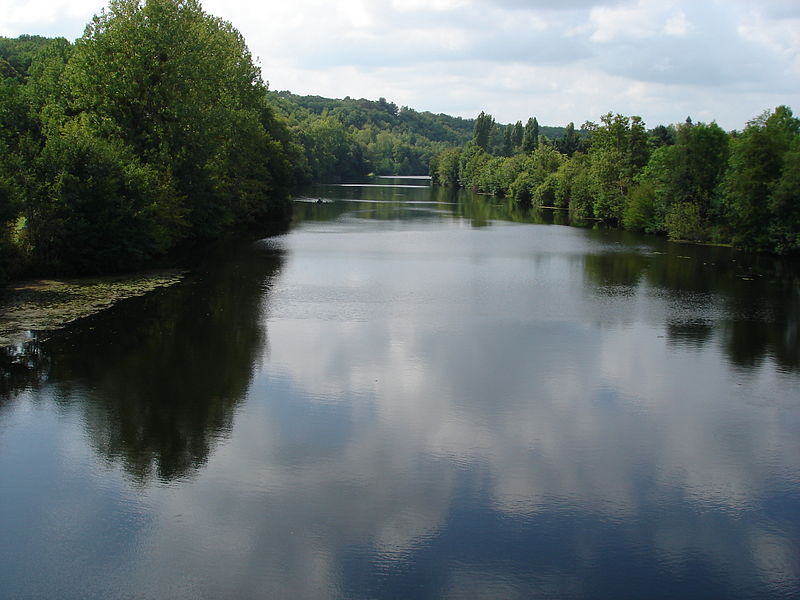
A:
[2, 0, 799, 129]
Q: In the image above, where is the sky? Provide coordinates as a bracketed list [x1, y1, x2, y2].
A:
[2, 0, 799, 130]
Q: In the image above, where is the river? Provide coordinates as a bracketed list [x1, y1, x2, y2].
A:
[1, 177, 798, 599]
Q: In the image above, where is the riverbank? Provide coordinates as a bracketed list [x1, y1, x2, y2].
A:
[0, 270, 184, 347]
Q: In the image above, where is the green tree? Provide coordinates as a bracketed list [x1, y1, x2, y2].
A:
[671, 120, 729, 218]
[511, 120, 524, 152]
[433, 147, 462, 186]
[627, 115, 650, 177]
[472, 111, 495, 151]
[502, 126, 513, 157]
[624, 145, 673, 233]
[723, 106, 800, 253]
[458, 145, 490, 189]
[587, 113, 652, 223]
[522, 117, 539, 153]
[649, 124, 675, 149]
[63, 0, 293, 238]
[27, 122, 182, 273]
[552, 152, 590, 211]
[665, 202, 705, 242]
[557, 122, 579, 156]
[590, 147, 627, 222]
[627, 120, 729, 240]
[508, 145, 564, 202]
[623, 179, 659, 232]
[300, 115, 368, 181]
[768, 146, 800, 254]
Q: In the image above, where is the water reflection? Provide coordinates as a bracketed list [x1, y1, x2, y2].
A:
[582, 239, 800, 371]
[1, 242, 284, 481]
[229, 213, 798, 598]
[298, 185, 800, 373]
[296, 184, 574, 229]
[1, 184, 799, 599]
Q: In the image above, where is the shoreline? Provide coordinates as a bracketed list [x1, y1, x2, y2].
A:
[0, 269, 185, 347]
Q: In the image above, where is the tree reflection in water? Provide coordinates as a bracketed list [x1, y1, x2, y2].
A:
[581, 239, 800, 372]
[0, 241, 285, 482]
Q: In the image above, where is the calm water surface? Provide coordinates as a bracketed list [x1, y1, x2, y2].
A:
[2, 178, 799, 599]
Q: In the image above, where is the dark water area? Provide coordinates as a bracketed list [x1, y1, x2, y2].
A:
[1, 177, 799, 599]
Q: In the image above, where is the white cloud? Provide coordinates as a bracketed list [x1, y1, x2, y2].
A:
[589, 0, 659, 42]
[664, 10, 690, 36]
[2, 0, 798, 129]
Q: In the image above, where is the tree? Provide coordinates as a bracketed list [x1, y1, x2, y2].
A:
[768, 146, 800, 254]
[723, 106, 800, 253]
[671, 120, 729, 219]
[458, 145, 490, 189]
[511, 120, 524, 152]
[522, 117, 539, 153]
[472, 111, 495, 151]
[627, 115, 650, 176]
[502, 126, 513, 157]
[590, 147, 627, 222]
[624, 145, 673, 233]
[557, 122, 579, 156]
[27, 122, 182, 273]
[433, 147, 462, 186]
[508, 145, 564, 202]
[625, 120, 728, 240]
[649, 124, 675, 149]
[300, 115, 368, 182]
[63, 0, 293, 238]
[584, 113, 655, 223]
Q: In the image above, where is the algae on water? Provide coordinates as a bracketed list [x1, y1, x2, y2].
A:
[0, 271, 184, 347]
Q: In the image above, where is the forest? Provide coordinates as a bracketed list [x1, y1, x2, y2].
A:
[1, 0, 798, 284]
[430, 109, 799, 255]
[0, 2, 488, 280]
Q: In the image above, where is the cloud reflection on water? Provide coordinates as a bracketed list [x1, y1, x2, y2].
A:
[2, 198, 798, 599]
[128, 223, 799, 598]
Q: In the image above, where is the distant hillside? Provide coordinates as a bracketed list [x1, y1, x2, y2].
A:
[268, 91, 568, 177]
[274, 91, 567, 144]
[273, 91, 475, 146]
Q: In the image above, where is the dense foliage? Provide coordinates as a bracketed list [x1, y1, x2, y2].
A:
[267, 92, 477, 179]
[430, 109, 799, 255]
[1, 1, 797, 281]
[266, 93, 569, 180]
[0, 0, 298, 278]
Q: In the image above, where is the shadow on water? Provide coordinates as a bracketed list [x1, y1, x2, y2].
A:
[0, 240, 285, 482]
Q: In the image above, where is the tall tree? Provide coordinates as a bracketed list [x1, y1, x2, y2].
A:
[472, 110, 495, 151]
[558, 122, 579, 156]
[502, 126, 513, 157]
[723, 106, 800, 253]
[63, 0, 293, 238]
[511, 120, 524, 152]
[522, 117, 539, 153]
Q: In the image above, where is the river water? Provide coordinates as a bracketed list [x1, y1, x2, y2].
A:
[1, 177, 799, 599]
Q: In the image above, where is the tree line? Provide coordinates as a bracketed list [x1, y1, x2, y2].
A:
[0, 0, 507, 281]
[265, 92, 485, 180]
[1, 0, 796, 283]
[0, 0, 304, 280]
[430, 109, 799, 255]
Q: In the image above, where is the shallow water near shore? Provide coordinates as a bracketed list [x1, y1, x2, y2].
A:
[1, 178, 798, 599]
[0, 270, 185, 346]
